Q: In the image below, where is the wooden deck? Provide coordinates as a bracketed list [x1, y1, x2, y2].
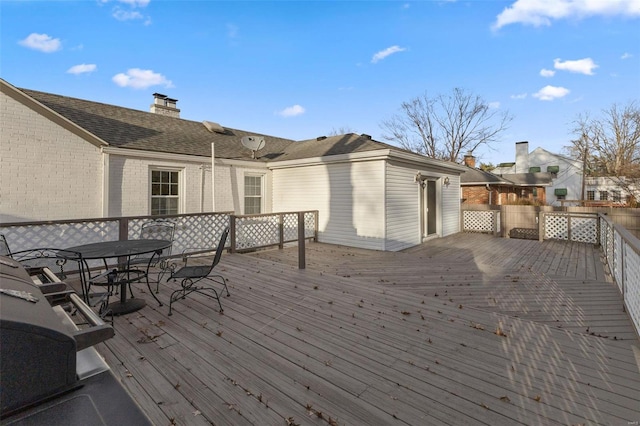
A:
[90, 233, 640, 425]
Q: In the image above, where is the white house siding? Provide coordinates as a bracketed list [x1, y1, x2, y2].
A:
[272, 160, 386, 250]
[441, 174, 461, 236]
[108, 155, 212, 216]
[0, 91, 103, 222]
[385, 162, 460, 251]
[384, 163, 421, 251]
[529, 148, 582, 205]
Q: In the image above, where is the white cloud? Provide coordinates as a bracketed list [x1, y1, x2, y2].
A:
[492, 0, 640, 30]
[118, 0, 150, 6]
[277, 105, 305, 117]
[621, 52, 633, 59]
[510, 93, 528, 99]
[100, 0, 150, 6]
[113, 8, 144, 21]
[540, 68, 555, 77]
[112, 68, 173, 89]
[533, 85, 570, 101]
[227, 23, 239, 38]
[371, 45, 407, 63]
[67, 64, 97, 75]
[554, 57, 598, 75]
[18, 33, 61, 53]
[489, 101, 501, 109]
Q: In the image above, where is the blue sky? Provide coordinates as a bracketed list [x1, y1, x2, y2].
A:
[2, 0, 639, 166]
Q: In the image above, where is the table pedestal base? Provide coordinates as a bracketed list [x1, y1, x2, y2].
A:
[108, 298, 146, 315]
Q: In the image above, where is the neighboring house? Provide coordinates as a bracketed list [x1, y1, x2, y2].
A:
[493, 141, 583, 206]
[584, 176, 638, 206]
[0, 79, 467, 251]
[460, 154, 551, 205]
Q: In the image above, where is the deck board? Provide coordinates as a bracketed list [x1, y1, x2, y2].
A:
[77, 232, 640, 425]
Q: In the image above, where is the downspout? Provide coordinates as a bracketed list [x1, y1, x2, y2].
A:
[200, 165, 205, 213]
[211, 143, 215, 212]
[102, 150, 110, 217]
[486, 184, 491, 205]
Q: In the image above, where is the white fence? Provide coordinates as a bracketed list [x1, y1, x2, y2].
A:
[462, 210, 500, 235]
[598, 214, 640, 336]
[0, 211, 318, 256]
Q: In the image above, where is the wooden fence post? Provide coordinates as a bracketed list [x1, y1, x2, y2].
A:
[230, 215, 236, 253]
[278, 214, 284, 249]
[298, 212, 305, 269]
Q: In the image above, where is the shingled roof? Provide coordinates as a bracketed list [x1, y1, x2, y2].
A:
[21, 88, 295, 161]
[18, 86, 412, 164]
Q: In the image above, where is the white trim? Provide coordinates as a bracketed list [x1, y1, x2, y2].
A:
[103, 147, 211, 163]
[149, 166, 184, 215]
[267, 149, 468, 173]
[243, 172, 265, 215]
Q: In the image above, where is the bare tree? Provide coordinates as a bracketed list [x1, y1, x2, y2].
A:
[379, 88, 512, 162]
[327, 126, 357, 136]
[566, 101, 640, 202]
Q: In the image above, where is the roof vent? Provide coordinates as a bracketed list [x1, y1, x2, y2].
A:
[203, 121, 225, 133]
[360, 133, 372, 140]
[316, 136, 327, 141]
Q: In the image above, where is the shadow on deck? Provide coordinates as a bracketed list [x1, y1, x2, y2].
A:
[93, 233, 639, 425]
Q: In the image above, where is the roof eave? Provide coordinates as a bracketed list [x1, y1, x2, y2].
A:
[1, 79, 109, 149]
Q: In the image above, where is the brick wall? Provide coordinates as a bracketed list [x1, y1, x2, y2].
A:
[1, 91, 103, 222]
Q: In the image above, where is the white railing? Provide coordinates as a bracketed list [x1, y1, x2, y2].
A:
[230, 211, 318, 252]
[462, 210, 500, 235]
[540, 212, 599, 244]
[599, 214, 640, 337]
[0, 210, 318, 256]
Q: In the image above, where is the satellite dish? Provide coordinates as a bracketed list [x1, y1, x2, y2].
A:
[241, 136, 266, 158]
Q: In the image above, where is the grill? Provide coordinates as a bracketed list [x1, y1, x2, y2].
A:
[0, 256, 151, 425]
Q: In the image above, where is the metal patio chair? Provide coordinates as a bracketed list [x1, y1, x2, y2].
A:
[8, 247, 89, 308]
[0, 234, 12, 258]
[168, 227, 230, 316]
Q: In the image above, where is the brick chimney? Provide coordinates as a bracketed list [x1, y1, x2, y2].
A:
[463, 153, 476, 168]
[150, 93, 180, 118]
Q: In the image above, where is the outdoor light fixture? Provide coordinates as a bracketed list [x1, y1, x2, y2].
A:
[443, 177, 450, 186]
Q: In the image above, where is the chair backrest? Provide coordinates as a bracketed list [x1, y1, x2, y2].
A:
[140, 220, 175, 256]
[210, 227, 230, 270]
[0, 234, 12, 257]
[9, 248, 85, 280]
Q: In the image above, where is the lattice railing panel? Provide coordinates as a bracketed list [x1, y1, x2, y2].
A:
[234, 211, 317, 251]
[624, 241, 640, 335]
[0, 220, 120, 254]
[544, 215, 568, 240]
[598, 214, 640, 337]
[614, 233, 624, 291]
[463, 210, 496, 233]
[128, 214, 230, 254]
[236, 216, 280, 250]
[570, 217, 598, 243]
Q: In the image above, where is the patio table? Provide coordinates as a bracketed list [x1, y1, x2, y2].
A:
[65, 239, 172, 315]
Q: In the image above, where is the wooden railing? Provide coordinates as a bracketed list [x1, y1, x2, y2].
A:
[598, 214, 640, 337]
[0, 210, 319, 268]
[462, 209, 639, 336]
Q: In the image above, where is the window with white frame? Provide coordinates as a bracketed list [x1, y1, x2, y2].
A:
[151, 169, 180, 215]
[244, 175, 263, 215]
[612, 190, 621, 203]
[587, 190, 595, 200]
[599, 190, 608, 201]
